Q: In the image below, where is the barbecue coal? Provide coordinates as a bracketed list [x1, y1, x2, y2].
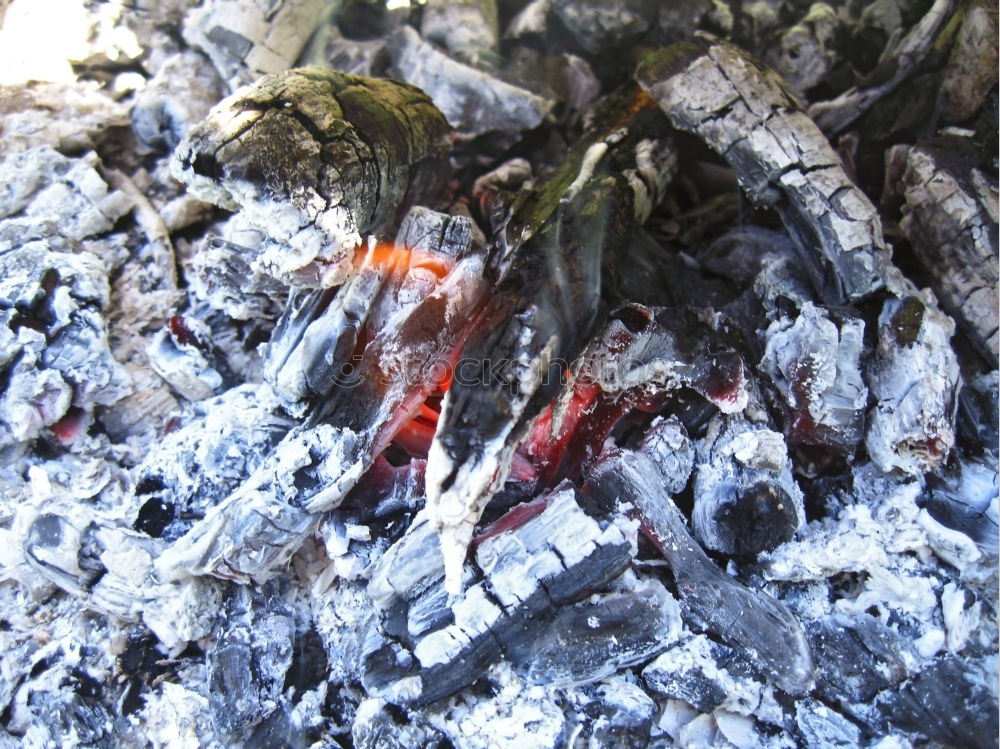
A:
[0, 1, 997, 747]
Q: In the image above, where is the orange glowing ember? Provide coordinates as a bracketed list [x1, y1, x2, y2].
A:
[353, 242, 454, 280]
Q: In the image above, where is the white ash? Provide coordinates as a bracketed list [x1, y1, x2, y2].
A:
[146, 322, 225, 403]
[386, 26, 554, 138]
[0, 1, 995, 747]
[182, 0, 326, 89]
[865, 293, 960, 475]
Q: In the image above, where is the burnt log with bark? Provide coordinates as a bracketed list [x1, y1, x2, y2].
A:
[636, 36, 892, 303]
[885, 138, 999, 360]
[172, 67, 452, 288]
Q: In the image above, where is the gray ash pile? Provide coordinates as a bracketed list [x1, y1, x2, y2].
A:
[0, 0, 996, 747]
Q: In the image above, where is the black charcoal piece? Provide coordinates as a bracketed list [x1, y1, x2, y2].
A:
[806, 614, 913, 705]
[364, 484, 645, 705]
[573, 678, 657, 747]
[515, 572, 681, 686]
[877, 655, 999, 749]
[923, 457, 999, 560]
[551, 0, 656, 54]
[807, 0, 957, 135]
[587, 449, 814, 696]
[642, 636, 761, 714]
[692, 417, 805, 556]
[207, 584, 294, 735]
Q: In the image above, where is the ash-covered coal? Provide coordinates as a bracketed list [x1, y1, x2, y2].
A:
[0, 0, 996, 748]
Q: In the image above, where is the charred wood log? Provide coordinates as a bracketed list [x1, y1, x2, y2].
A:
[636, 36, 892, 303]
[172, 67, 452, 288]
[425, 86, 676, 593]
[885, 138, 999, 360]
[586, 447, 815, 696]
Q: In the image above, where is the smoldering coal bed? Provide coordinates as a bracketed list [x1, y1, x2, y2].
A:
[0, 0, 997, 747]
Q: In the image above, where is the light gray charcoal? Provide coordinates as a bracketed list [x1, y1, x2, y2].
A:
[0, 147, 133, 250]
[8, 492, 226, 650]
[761, 301, 868, 457]
[130, 50, 225, 152]
[420, 0, 499, 62]
[172, 67, 452, 288]
[0, 81, 130, 156]
[551, 0, 657, 54]
[692, 416, 805, 556]
[874, 655, 999, 749]
[937, 0, 999, 123]
[514, 570, 682, 687]
[794, 697, 861, 747]
[182, 0, 326, 89]
[763, 3, 840, 98]
[385, 26, 553, 138]
[5, 641, 121, 748]
[885, 139, 999, 360]
[130, 383, 294, 543]
[642, 635, 765, 715]
[0, 241, 130, 449]
[352, 698, 448, 749]
[505, 0, 551, 39]
[156, 254, 488, 583]
[394, 206, 473, 261]
[146, 313, 227, 402]
[364, 483, 643, 705]
[865, 294, 960, 475]
[189, 233, 287, 321]
[807, 0, 956, 135]
[566, 678, 658, 748]
[636, 37, 891, 303]
[265, 212, 472, 406]
[367, 512, 449, 612]
[586, 448, 815, 696]
[206, 583, 294, 736]
[634, 416, 695, 495]
[263, 273, 382, 406]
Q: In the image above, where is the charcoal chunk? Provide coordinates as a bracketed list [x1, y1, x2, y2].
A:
[551, 0, 656, 54]
[795, 698, 862, 747]
[515, 572, 681, 686]
[207, 584, 294, 735]
[877, 655, 999, 749]
[807, 614, 912, 704]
